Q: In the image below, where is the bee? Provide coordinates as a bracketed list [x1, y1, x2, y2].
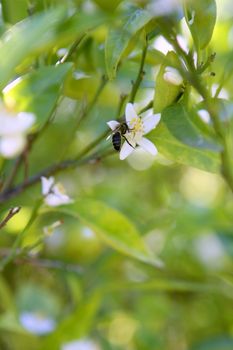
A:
[111, 122, 134, 151]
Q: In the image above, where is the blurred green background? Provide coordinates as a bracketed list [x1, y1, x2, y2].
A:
[0, 0, 233, 349]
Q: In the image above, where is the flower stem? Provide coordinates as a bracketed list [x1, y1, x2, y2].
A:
[167, 35, 233, 193]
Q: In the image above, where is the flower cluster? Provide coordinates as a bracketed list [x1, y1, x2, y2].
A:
[107, 103, 161, 160]
[0, 104, 35, 158]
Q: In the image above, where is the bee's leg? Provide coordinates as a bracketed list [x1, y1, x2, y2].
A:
[123, 135, 135, 149]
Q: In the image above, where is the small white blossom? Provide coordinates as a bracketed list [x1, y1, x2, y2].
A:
[41, 176, 73, 207]
[0, 105, 35, 158]
[107, 103, 160, 160]
[163, 66, 183, 86]
[19, 311, 56, 335]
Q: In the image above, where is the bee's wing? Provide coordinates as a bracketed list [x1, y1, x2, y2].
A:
[107, 120, 120, 130]
[106, 134, 112, 140]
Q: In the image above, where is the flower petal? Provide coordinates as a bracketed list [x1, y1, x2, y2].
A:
[125, 103, 138, 124]
[45, 193, 72, 207]
[0, 111, 35, 135]
[119, 141, 135, 160]
[41, 176, 54, 196]
[0, 135, 25, 158]
[107, 120, 120, 131]
[142, 113, 161, 134]
[17, 112, 35, 131]
[137, 137, 158, 155]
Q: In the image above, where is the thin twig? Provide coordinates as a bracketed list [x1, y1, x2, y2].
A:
[0, 147, 113, 204]
[83, 75, 108, 117]
[16, 256, 83, 274]
[0, 199, 42, 270]
[0, 207, 21, 230]
[115, 94, 128, 120]
[0, 248, 83, 274]
[75, 130, 110, 160]
[129, 36, 149, 103]
[59, 75, 108, 160]
[57, 34, 87, 65]
[165, 33, 233, 192]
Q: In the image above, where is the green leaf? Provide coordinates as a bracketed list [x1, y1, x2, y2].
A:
[162, 104, 221, 152]
[154, 51, 183, 113]
[1, 0, 28, 24]
[64, 73, 120, 107]
[130, 48, 165, 66]
[42, 292, 101, 349]
[184, 0, 217, 49]
[150, 122, 220, 173]
[0, 7, 107, 88]
[105, 8, 153, 79]
[3, 64, 72, 125]
[48, 199, 162, 267]
[0, 7, 64, 89]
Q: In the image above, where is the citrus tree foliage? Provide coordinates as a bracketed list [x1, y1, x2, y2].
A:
[0, 0, 233, 349]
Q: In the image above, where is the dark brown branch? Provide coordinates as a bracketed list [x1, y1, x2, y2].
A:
[0, 207, 21, 230]
[0, 148, 114, 204]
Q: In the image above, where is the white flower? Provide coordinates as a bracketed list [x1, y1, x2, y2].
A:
[0, 105, 35, 158]
[107, 103, 160, 160]
[41, 176, 73, 207]
[19, 311, 56, 335]
[163, 66, 183, 85]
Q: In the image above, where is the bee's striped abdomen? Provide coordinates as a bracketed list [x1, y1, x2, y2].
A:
[112, 132, 121, 151]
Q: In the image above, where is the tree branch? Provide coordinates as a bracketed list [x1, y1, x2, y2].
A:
[0, 248, 83, 274]
[0, 207, 21, 230]
[0, 148, 114, 204]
